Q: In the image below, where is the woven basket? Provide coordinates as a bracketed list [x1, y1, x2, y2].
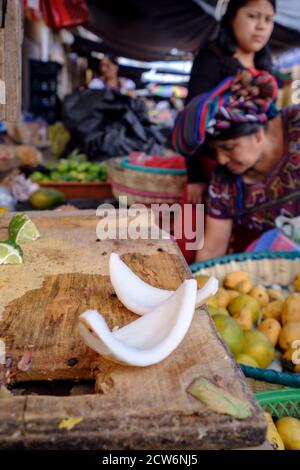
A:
[108, 157, 187, 205]
[190, 252, 300, 391]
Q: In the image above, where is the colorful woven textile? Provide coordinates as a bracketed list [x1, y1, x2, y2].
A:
[172, 68, 278, 157]
[246, 228, 300, 253]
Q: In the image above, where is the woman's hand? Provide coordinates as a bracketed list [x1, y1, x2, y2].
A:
[194, 216, 233, 263]
[186, 183, 208, 204]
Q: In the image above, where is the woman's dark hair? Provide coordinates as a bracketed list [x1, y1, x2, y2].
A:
[207, 121, 267, 143]
[218, 0, 276, 72]
[102, 54, 119, 66]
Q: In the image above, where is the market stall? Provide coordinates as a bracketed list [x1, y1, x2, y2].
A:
[0, 0, 299, 454]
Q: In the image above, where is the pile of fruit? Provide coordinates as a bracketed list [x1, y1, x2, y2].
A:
[195, 271, 300, 372]
[30, 149, 108, 183]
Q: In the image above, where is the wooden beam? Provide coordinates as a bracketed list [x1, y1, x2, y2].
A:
[0, 0, 22, 122]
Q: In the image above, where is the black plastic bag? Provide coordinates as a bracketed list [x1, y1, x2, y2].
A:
[62, 88, 167, 160]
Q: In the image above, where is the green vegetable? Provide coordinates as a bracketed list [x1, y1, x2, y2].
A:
[30, 150, 108, 183]
[188, 376, 252, 419]
[30, 171, 45, 181]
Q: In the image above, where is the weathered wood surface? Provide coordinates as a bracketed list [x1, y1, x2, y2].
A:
[0, 0, 22, 122]
[0, 210, 266, 450]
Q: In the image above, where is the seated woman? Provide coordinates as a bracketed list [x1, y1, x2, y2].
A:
[89, 54, 136, 96]
[172, 69, 300, 262]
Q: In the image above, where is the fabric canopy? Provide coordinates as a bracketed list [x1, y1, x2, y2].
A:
[85, 0, 300, 61]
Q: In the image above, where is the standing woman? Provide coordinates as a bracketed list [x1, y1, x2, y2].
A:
[185, 0, 276, 204]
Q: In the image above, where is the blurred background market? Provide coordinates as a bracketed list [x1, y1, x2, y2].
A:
[1, 0, 300, 258]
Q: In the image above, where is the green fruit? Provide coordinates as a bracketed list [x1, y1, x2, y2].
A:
[9, 213, 40, 243]
[67, 149, 87, 163]
[77, 162, 90, 172]
[30, 171, 44, 181]
[0, 240, 23, 265]
[208, 306, 219, 316]
[242, 329, 275, 368]
[208, 306, 229, 316]
[57, 159, 69, 171]
[76, 172, 87, 182]
[218, 307, 230, 316]
[213, 314, 244, 358]
[236, 354, 260, 368]
[29, 189, 65, 209]
[45, 163, 57, 171]
[228, 294, 261, 324]
[206, 295, 219, 309]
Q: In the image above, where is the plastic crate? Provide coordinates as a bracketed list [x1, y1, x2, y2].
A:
[256, 389, 300, 419]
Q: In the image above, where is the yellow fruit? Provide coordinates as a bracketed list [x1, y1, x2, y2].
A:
[228, 294, 261, 324]
[282, 294, 300, 325]
[278, 322, 300, 351]
[237, 280, 253, 294]
[263, 300, 283, 322]
[226, 290, 240, 301]
[208, 306, 219, 316]
[264, 412, 285, 450]
[0, 207, 8, 219]
[236, 354, 260, 368]
[29, 189, 65, 209]
[282, 347, 300, 373]
[258, 318, 281, 346]
[250, 287, 269, 307]
[215, 288, 231, 308]
[223, 271, 250, 290]
[294, 274, 300, 292]
[218, 307, 230, 316]
[206, 296, 219, 309]
[276, 417, 300, 450]
[242, 329, 275, 368]
[195, 275, 210, 289]
[208, 306, 229, 317]
[212, 314, 244, 358]
[235, 309, 253, 330]
[267, 289, 285, 303]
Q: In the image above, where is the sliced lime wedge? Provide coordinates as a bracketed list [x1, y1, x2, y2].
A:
[9, 213, 40, 244]
[0, 240, 23, 265]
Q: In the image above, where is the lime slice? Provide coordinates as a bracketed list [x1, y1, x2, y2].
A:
[0, 240, 23, 265]
[8, 213, 40, 244]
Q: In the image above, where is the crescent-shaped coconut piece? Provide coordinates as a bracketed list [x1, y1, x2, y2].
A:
[79, 279, 197, 367]
[109, 253, 218, 315]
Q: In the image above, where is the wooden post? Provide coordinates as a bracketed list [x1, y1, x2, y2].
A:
[0, 0, 22, 122]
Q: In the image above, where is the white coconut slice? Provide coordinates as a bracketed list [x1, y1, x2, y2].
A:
[79, 279, 197, 367]
[109, 253, 218, 315]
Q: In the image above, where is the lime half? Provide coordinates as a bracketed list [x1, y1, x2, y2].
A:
[0, 240, 23, 265]
[9, 213, 40, 244]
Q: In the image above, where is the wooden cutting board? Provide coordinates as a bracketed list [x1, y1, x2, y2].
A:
[0, 210, 266, 450]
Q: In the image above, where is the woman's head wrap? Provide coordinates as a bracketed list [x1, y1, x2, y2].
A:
[172, 68, 278, 157]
